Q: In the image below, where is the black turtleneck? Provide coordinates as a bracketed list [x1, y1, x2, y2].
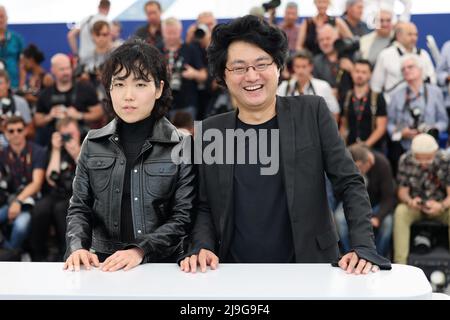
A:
[118, 115, 156, 243]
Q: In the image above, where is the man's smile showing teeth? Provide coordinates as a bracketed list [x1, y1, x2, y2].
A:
[244, 85, 263, 91]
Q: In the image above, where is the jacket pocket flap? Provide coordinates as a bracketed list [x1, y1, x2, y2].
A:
[87, 157, 115, 169]
[144, 162, 177, 176]
[316, 228, 339, 250]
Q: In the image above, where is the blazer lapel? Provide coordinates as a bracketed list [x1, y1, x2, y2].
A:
[276, 97, 296, 217]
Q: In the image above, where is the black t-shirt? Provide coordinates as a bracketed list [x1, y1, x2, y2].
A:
[228, 115, 295, 263]
[343, 91, 387, 148]
[161, 43, 206, 111]
[35, 82, 99, 146]
[0, 141, 47, 193]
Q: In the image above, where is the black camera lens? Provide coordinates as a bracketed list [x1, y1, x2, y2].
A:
[50, 170, 60, 183]
[61, 133, 72, 142]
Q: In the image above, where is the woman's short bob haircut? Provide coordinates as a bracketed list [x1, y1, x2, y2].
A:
[101, 38, 172, 120]
[207, 15, 288, 87]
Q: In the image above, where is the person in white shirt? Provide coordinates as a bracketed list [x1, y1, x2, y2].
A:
[278, 49, 340, 122]
[363, 0, 412, 29]
[359, 8, 395, 65]
[67, 0, 110, 63]
[371, 22, 436, 104]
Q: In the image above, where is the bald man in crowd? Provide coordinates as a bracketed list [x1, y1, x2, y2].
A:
[34, 53, 103, 146]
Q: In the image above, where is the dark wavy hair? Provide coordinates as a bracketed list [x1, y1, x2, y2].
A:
[207, 15, 288, 87]
[101, 38, 172, 120]
[23, 44, 45, 64]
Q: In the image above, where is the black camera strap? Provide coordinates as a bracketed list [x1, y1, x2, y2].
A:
[2, 142, 33, 191]
[285, 80, 316, 96]
[343, 89, 379, 134]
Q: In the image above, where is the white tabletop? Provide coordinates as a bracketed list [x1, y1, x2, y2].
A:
[0, 262, 433, 300]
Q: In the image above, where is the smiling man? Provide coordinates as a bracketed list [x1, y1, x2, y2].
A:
[180, 15, 391, 274]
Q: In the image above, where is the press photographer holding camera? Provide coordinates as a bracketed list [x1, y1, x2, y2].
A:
[34, 53, 103, 147]
[394, 133, 450, 264]
[387, 54, 447, 172]
[0, 70, 33, 148]
[313, 24, 355, 100]
[0, 116, 46, 261]
[30, 117, 80, 261]
[161, 17, 207, 119]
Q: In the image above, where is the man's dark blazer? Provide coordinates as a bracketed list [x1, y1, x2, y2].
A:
[188, 95, 391, 268]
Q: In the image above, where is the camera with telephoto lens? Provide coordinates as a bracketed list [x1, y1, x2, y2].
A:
[193, 24, 209, 41]
[262, 0, 281, 11]
[334, 38, 360, 59]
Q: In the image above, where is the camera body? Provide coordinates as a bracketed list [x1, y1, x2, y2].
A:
[410, 105, 422, 129]
[193, 24, 208, 41]
[262, 0, 281, 11]
[61, 133, 72, 143]
[334, 38, 360, 59]
[49, 163, 74, 193]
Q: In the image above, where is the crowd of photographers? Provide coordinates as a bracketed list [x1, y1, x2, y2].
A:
[1, 0, 450, 264]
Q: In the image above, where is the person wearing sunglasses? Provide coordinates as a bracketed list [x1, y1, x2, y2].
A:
[0, 116, 46, 261]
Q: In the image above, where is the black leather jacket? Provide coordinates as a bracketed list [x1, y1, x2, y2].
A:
[65, 117, 195, 263]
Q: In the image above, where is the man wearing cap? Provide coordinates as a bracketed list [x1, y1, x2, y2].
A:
[393, 133, 450, 264]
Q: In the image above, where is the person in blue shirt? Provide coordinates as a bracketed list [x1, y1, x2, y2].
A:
[0, 6, 25, 90]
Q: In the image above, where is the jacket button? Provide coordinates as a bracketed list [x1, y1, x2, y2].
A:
[114, 137, 119, 141]
[115, 188, 120, 193]
[113, 221, 118, 227]
[137, 230, 142, 234]
[134, 197, 138, 201]
[120, 160, 125, 165]
[134, 169, 138, 173]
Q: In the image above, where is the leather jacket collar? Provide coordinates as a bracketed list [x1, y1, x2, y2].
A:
[87, 117, 182, 144]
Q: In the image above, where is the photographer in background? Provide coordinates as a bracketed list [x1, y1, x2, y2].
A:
[339, 59, 387, 151]
[77, 20, 112, 86]
[394, 133, 450, 264]
[30, 118, 80, 262]
[277, 49, 340, 122]
[313, 24, 354, 100]
[34, 53, 103, 147]
[185, 11, 216, 45]
[0, 116, 46, 261]
[161, 17, 207, 119]
[0, 70, 33, 148]
[19, 44, 53, 111]
[341, 0, 371, 37]
[371, 22, 436, 105]
[387, 54, 447, 173]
